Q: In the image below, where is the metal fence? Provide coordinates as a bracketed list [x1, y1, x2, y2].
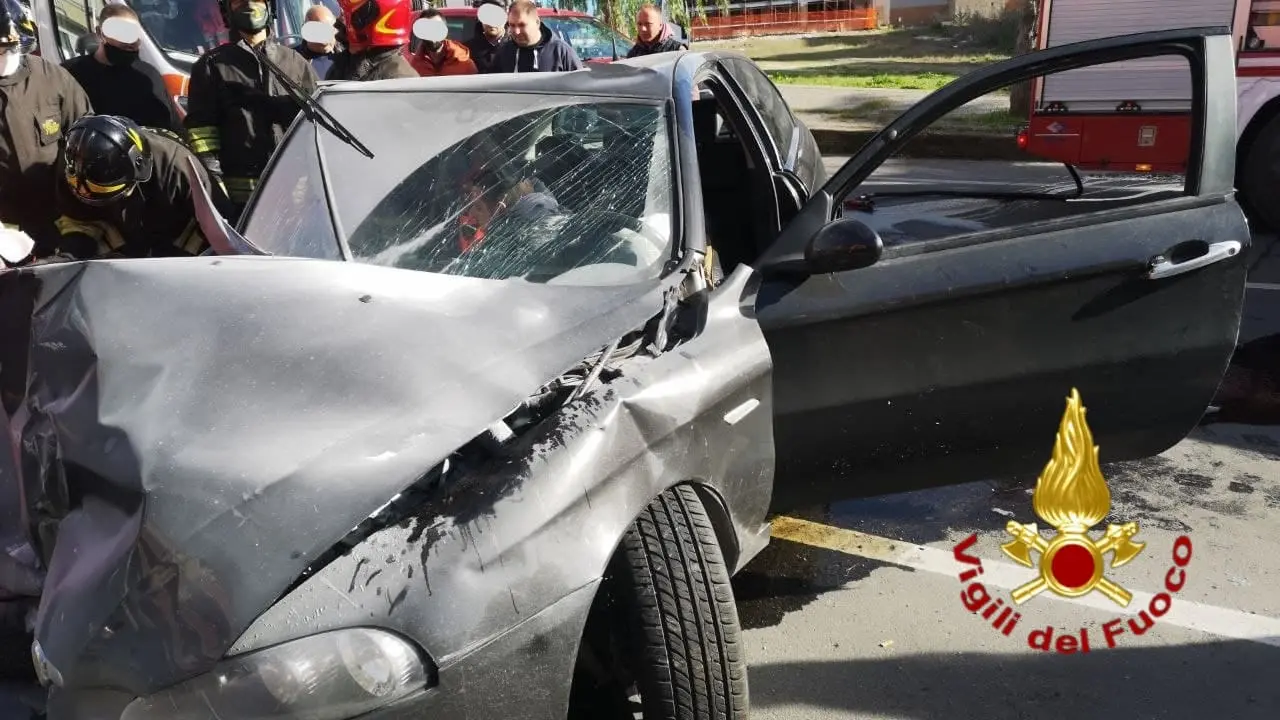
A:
[690, 6, 878, 40]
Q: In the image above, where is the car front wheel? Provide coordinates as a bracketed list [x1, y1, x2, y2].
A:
[569, 484, 749, 720]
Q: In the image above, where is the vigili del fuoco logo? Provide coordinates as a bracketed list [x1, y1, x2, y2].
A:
[952, 388, 1193, 653]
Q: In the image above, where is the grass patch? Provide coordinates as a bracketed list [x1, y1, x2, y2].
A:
[769, 71, 958, 91]
[946, 8, 1025, 56]
[948, 109, 1023, 131]
[707, 27, 1011, 64]
[713, 25, 1015, 90]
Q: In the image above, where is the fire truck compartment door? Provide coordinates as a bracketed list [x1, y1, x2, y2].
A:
[1041, 0, 1238, 107]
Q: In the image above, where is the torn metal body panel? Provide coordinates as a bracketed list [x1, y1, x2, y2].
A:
[221, 263, 773, 718]
[2, 249, 773, 717]
[0, 254, 730, 691]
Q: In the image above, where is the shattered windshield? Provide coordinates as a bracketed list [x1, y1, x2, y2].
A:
[243, 91, 677, 285]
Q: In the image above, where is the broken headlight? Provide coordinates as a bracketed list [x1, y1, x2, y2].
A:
[121, 628, 431, 720]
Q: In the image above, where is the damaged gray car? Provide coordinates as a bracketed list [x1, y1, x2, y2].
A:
[0, 27, 1251, 720]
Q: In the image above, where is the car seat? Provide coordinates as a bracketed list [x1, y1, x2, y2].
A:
[533, 135, 594, 211]
[693, 98, 755, 274]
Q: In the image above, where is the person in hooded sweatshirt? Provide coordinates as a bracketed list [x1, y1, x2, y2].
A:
[626, 4, 685, 58]
[465, 0, 506, 74]
[494, 0, 581, 74]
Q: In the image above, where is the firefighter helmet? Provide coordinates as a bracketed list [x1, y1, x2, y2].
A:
[61, 116, 155, 207]
[338, 0, 412, 53]
[0, 0, 35, 53]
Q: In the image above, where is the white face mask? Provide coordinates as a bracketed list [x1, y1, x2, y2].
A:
[0, 52, 22, 77]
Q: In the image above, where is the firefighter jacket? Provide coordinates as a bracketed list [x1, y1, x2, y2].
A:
[53, 128, 233, 259]
[0, 54, 93, 256]
[184, 38, 318, 207]
[326, 46, 419, 81]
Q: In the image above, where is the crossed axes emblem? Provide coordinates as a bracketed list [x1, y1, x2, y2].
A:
[1002, 520, 1145, 607]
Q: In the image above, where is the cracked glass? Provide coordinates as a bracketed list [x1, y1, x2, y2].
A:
[245, 91, 677, 286]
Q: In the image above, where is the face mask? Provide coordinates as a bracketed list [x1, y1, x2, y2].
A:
[230, 1, 269, 33]
[103, 43, 138, 66]
[0, 51, 20, 77]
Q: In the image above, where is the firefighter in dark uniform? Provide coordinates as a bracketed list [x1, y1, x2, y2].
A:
[53, 115, 233, 259]
[184, 0, 317, 222]
[0, 0, 93, 257]
[327, 0, 418, 81]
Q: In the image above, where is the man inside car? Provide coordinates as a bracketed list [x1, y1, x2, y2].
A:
[456, 165, 561, 254]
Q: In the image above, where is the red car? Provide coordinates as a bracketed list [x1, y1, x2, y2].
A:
[432, 6, 635, 62]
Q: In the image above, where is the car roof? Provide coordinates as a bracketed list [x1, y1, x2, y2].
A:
[316, 51, 736, 101]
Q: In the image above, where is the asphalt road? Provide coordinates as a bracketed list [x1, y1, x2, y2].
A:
[734, 157, 1280, 719]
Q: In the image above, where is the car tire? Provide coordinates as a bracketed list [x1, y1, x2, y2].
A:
[1239, 114, 1280, 233]
[596, 484, 749, 720]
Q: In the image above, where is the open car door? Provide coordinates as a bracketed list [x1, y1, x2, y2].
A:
[755, 27, 1249, 512]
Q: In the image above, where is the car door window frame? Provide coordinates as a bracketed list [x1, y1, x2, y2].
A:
[693, 67, 788, 261]
[716, 58, 797, 174]
[760, 28, 1238, 266]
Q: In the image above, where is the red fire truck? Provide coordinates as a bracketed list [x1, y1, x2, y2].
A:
[1017, 0, 1280, 229]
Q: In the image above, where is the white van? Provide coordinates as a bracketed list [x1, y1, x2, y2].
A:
[28, 0, 331, 120]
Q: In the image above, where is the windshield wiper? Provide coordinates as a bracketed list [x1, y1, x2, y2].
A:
[250, 42, 375, 159]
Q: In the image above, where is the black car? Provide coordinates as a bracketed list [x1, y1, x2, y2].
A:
[0, 26, 1248, 720]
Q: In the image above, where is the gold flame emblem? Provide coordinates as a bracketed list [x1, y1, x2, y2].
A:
[1000, 388, 1145, 607]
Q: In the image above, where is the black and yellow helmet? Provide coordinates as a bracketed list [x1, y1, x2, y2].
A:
[62, 115, 154, 206]
[0, 0, 36, 52]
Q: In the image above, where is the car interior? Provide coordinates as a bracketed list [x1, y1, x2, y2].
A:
[690, 80, 792, 278]
[338, 102, 674, 283]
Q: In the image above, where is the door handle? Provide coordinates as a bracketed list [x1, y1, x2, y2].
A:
[1146, 240, 1242, 280]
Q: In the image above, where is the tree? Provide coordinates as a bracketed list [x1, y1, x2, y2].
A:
[1008, 0, 1038, 119]
[573, 0, 731, 36]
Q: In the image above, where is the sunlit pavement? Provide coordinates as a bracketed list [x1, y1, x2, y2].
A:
[738, 158, 1280, 719]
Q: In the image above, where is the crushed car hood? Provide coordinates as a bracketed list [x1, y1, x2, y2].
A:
[0, 255, 665, 693]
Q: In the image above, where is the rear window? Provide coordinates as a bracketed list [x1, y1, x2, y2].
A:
[445, 17, 473, 43]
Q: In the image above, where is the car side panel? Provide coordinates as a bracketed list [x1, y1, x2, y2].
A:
[762, 197, 1248, 510]
[223, 265, 775, 718]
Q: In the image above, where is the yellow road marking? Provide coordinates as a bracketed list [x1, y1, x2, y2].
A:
[770, 515, 923, 564]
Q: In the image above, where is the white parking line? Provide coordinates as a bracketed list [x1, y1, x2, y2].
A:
[1245, 282, 1280, 291]
[770, 516, 1280, 648]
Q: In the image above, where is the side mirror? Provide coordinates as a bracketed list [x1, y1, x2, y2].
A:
[758, 217, 883, 278]
[804, 217, 883, 275]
